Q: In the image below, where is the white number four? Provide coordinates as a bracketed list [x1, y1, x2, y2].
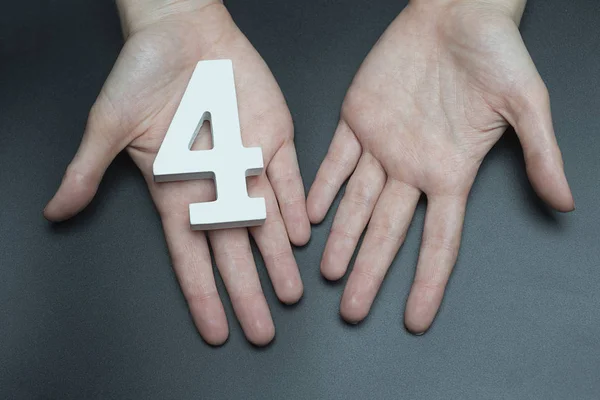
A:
[153, 60, 266, 230]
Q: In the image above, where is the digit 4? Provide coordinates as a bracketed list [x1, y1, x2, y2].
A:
[153, 60, 266, 230]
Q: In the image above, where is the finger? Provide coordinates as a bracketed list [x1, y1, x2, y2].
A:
[209, 228, 275, 346]
[321, 153, 386, 281]
[44, 92, 130, 221]
[150, 178, 228, 345]
[404, 194, 467, 335]
[506, 76, 574, 212]
[161, 213, 229, 346]
[248, 176, 303, 305]
[267, 140, 311, 246]
[340, 180, 421, 323]
[307, 120, 362, 224]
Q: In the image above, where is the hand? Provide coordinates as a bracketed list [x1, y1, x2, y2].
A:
[44, 0, 310, 346]
[307, 0, 573, 334]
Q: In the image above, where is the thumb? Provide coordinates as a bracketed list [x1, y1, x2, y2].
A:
[44, 93, 129, 221]
[505, 76, 575, 212]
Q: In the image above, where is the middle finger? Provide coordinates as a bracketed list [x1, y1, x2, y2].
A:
[209, 228, 275, 346]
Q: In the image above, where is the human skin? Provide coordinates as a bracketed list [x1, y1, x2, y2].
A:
[307, 0, 574, 334]
[44, 0, 311, 346]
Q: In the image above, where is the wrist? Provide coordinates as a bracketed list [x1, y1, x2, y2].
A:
[116, 0, 223, 37]
[410, 0, 526, 24]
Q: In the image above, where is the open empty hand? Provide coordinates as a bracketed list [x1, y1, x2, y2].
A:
[44, 1, 310, 346]
[307, 0, 573, 334]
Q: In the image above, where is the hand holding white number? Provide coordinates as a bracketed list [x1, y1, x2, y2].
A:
[153, 60, 266, 230]
[44, 2, 310, 346]
[307, 0, 574, 334]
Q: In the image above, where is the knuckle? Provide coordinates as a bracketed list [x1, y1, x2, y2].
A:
[87, 99, 124, 147]
[89, 94, 118, 127]
[424, 164, 472, 195]
[64, 164, 88, 184]
[370, 228, 404, 246]
[319, 173, 340, 192]
[354, 267, 383, 283]
[325, 149, 354, 172]
[63, 163, 99, 196]
[421, 234, 458, 256]
[329, 227, 359, 242]
[219, 247, 249, 265]
[229, 289, 263, 305]
[185, 289, 220, 306]
[264, 249, 292, 267]
[211, 237, 248, 263]
[270, 169, 295, 186]
[412, 278, 446, 293]
[157, 203, 189, 225]
[345, 177, 379, 208]
[345, 190, 372, 208]
[280, 195, 305, 211]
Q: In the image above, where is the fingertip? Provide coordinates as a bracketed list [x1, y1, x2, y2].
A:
[320, 227, 360, 282]
[277, 279, 304, 305]
[202, 328, 230, 347]
[526, 156, 575, 212]
[339, 268, 382, 324]
[403, 283, 444, 335]
[320, 249, 347, 281]
[44, 198, 71, 222]
[43, 169, 98, 222]
[43, 201, 59, 222]
[291, 228, 311, 247]
[340, 294, 369, 324]
[234, 293, 276, 346]
[403, 313, 431, 336]
[287, 213, 312, 246]
[509, 76, 575, 213]
[306, 190, 328, 224]
[189, 296, 230, 346]
[551, 194, 575, 213]
[541, 178, 575, 212]
[308, 208, 325, 225]
[340, 312, 365, 325]
[321, 265, 346, 281]
[247, 320, 276, 347]
[403, 318, 430, 336]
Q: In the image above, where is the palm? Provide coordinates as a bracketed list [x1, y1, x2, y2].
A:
[94, 13, 290, 165]
[343, 6, 539, 191]
[308, 2, 573, 334]
[114, 14, 294, 218]
[45, 4, 310, 346]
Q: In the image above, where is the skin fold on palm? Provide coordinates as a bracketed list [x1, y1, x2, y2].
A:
[43, 2, 311, 346]
[307, 0, 574, 334]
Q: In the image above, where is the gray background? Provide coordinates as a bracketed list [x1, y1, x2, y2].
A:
[1, 0, 599, 399]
